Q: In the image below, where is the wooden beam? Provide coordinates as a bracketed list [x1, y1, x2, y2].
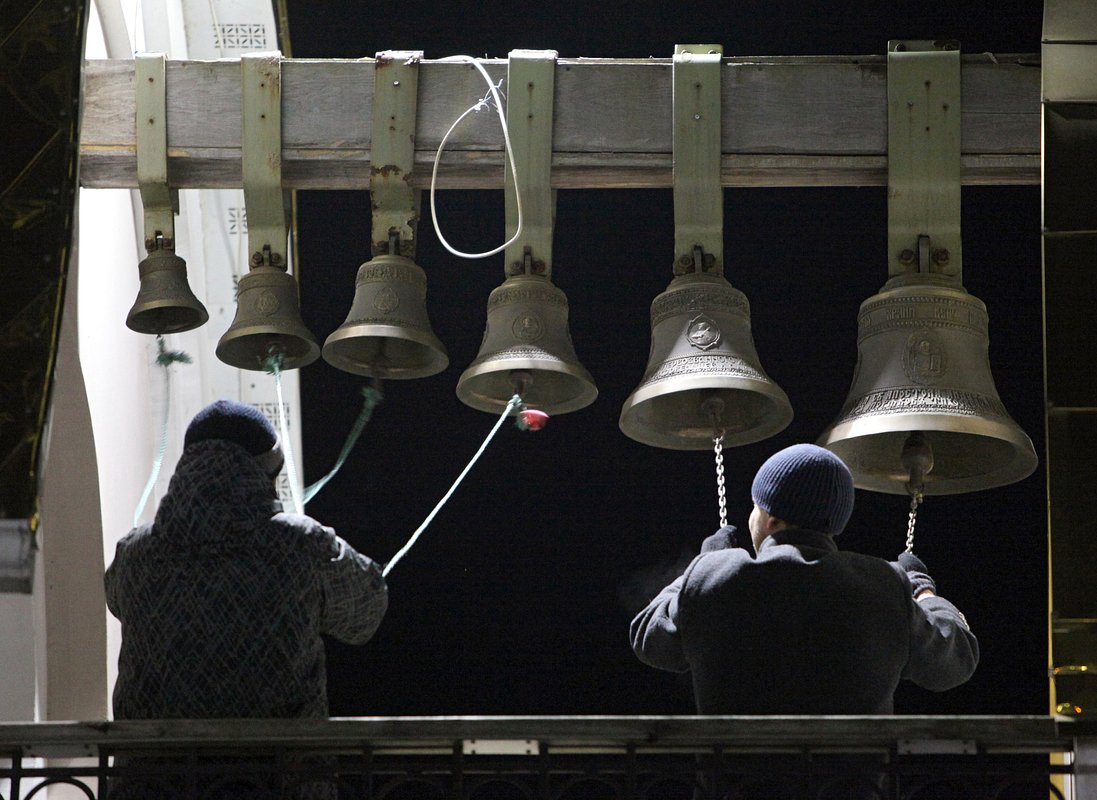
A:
[78, 54, 1041, 190]
[0, 715, 1071, 756]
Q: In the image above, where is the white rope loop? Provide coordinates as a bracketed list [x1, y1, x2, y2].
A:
[429, 56, 523, 259]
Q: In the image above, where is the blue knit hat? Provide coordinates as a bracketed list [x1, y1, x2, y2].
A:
[184, 399, 284, 477]
[751, 444, 855, 535]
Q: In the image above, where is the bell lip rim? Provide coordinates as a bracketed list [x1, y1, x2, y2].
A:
[321, 342, 449, 381]
[456, 361, 598, 416]
[323, 324, 446, 350]
[321, 356, 450, 380]
[125, 307, 210, 335]
[618, 378, 795, 451]
[459, 355, 596, 384]
[321, 324, 449, 379]
[456, 387, 599, 416]
[817, 414, 1039, 495]
[215, 335, 321, 372]
[456, 392, 599, 416]
[621, 373, 792, 410]
[617, 409, 793, 451]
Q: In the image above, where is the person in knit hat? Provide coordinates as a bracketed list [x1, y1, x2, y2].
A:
[631, 443, 978, 716]
[106, 400, 388, 774]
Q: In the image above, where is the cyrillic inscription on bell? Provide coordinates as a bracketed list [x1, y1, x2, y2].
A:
[619, 271, 793, 450]
[820, 280, 1037, 494]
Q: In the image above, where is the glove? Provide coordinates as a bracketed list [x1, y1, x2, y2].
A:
[701, 525, 753, 555]
[897, 551, 937, 598]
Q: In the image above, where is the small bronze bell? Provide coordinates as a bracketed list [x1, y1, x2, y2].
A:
[619, 270, 793, 450]
[457, 273, 597, 414]
[216, 265, 320, 371]
[322, 254, 448, 379]
[126, 246, 208, 334]
[819, 274, 1037, 494]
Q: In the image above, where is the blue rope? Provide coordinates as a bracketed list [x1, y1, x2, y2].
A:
[303, 384, 382, 505]
[383, 394, 522, 578]
[132, 337, 192, 527]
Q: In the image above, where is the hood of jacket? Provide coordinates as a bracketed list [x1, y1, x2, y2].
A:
[154, 439, 280, 546]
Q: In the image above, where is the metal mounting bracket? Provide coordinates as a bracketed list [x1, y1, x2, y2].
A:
[504, 49, 557, 278]
[135, 53, 178, 252]
[887, 40, 962, 281]
[371, 50, 422, 257]
[241, 52, 288, 268]
[673, 44, 723, 273]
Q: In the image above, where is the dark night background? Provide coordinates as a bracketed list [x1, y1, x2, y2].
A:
[287, 2, 1047, 716]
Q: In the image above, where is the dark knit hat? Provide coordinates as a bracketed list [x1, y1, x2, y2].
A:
[750, 444, 855, 535]
[184, 399, 284, 477]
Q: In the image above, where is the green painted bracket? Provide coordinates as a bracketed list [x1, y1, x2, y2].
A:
[371, 50, 422, 257]
[673, 44, 723, 273]
[241, 52, 288, 268]
[504, 49, 557, 278]
[135, 53, 177, 251]
[887, 41, 962, 281]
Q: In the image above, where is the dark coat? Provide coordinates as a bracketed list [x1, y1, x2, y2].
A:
[630, 528, 978, 714]
[106, 439, 388, 720]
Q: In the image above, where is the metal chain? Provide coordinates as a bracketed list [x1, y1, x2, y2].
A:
[905, 491, 923, 554]
[713, 435, 727, 529]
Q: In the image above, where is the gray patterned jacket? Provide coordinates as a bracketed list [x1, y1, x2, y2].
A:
[106, 439, 388, 719]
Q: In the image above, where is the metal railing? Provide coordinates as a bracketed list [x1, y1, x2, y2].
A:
[1, 716, 1092, 799]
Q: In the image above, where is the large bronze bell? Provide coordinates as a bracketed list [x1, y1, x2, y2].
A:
[322, 254, 448, 379]
[457, 272, 597, 414]
[216, 265, 320, 371]
[126, 247, 208, 334]
[619, 270, 793, 450]
[819, 274, 1037, 494]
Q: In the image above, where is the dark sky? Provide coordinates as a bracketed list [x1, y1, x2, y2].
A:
[287, 1, 1048, 716]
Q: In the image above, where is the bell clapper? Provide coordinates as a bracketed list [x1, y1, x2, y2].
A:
[262, 341, 287, 374]
[508, 370, 549, 431]
[702, 396, 729, 529]
[510, 370, 533, 401]
[900, 432, 933, 554]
